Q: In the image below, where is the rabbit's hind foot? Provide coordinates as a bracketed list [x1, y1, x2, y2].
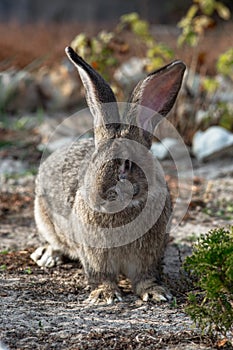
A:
[136, 279, 172, 303]
[30, 245, 64, 268]
[84, 282, 122, 305]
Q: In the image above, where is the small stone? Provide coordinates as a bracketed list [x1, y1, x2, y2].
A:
[0, 158, 28, 175]
[192, 126, 233, 162]
[151, 138, 190, 160]
[114, 57, 146, 87]
[0, 70, 41, 113]
[37, 63, 82, 110]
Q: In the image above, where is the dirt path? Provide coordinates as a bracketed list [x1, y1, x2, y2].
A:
[0, 167, 233, 349]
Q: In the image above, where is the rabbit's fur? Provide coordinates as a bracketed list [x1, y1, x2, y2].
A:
[31, 47, 186, 304]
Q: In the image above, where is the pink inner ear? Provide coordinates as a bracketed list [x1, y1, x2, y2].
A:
[141, 79, 166, 112]
[137, 62, 185, 131]
[141, 67, 184, 114]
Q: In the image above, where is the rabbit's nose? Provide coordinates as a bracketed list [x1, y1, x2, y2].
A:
[106, 188, 118, 201]
[118, 173, 127, 180]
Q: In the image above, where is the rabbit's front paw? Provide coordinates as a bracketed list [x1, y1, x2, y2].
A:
[30, 245, 63, 268]
[136, 280, 172, 303]
[84, 282, 122, 305]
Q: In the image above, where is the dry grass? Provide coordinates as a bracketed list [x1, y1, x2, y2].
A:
[0, 21, 233, 73]
[0, 22, 90, 70]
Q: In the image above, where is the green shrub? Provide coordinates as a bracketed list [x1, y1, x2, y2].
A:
[217, 48, 233, 81]
[117, 12, 173, 71]
[178, 0, 231, 48]
[71, 30, 118, 82]
[184, 227, 233, 338]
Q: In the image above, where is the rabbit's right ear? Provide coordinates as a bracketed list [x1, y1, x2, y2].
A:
[124, 60, 186, 147]
[65, 47, 120, 147]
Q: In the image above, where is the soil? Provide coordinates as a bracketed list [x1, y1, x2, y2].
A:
[0, 128, 233, 350]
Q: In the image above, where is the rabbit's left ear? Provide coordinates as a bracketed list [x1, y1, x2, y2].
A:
[124, 60, 186, 144]
[65, 47, 120, 146]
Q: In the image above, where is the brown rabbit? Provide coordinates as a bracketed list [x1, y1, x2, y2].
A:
[31, 46, 186, 304]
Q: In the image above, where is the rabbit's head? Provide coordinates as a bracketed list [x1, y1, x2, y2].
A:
[65, 47, 185, 214]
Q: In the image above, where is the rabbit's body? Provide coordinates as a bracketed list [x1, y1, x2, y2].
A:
[31, 47, 185, 303]
[34, 137, 171, 281]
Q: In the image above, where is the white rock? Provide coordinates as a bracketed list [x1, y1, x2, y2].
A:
[151, 138, 189, 160]
[114, 57, 146, 86]
[0, 70, 40, 112]
[192, 126, 233, 161]
[45, 137, 74, 153]
[37, 63, 82, 110]
[0, 341, 9, 350]
[185, 70, 201, 96]
[214, 75, 233, 103]
[0, 158, 28, 175]
[36, 110, 93, 145]
[195, 109, 209, 125]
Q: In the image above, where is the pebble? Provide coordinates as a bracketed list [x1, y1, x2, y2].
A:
[192, 126, 233, 161]
[0, 158, 28, 175]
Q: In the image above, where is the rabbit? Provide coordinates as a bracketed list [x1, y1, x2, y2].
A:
[31, 46, 186, 304]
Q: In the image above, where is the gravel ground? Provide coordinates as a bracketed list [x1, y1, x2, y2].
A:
[0, 159, 233, 349]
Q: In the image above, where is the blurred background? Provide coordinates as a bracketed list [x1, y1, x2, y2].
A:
[0, 0, 233, 225]
[0, 0, 232, 70]
[0, 0, 191, 70]
[0, 0, 191, 23]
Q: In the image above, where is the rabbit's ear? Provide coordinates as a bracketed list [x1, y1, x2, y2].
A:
[124, 60, 186, 145]
[65, 47, 120, 146]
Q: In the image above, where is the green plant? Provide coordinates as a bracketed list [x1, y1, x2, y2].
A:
[0, 108, 44, 131]
[177, 0, 231, 95]
[184, 227, 233, 338]
[195, 97, 233, 131]
[24, 267, 32, 274]
[179, 1, 233, 133]
[4, 168, 38, 180]
[118, 12, 150, 39]
[170, 296, 178, 308]
[217, 102, 233, 131]
[197, 47, 233, 131]
[71, 30, 118, 82]
[203, 199, 233, 220]
[38, 320, 44, 329]
[178, 0, 231, 48]
[71, 13, 173, 93]
[201, 76, 219, 94]
[0, 250, 9, 255]
[186, 232, 199, 243]
[201, 47, 233, 94]
[118, 12, 173, 72]
[217, 48, 233, 81]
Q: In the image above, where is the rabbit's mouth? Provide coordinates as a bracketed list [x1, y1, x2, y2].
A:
[106, 180, 139, 201]
[95, 180, 139, 213]
[81, 179, 142, 214]
[106, 189, 118, 202]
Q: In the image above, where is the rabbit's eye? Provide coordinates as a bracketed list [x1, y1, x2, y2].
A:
[124, 159, 131, 171]
[118, 159, 132, 180]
